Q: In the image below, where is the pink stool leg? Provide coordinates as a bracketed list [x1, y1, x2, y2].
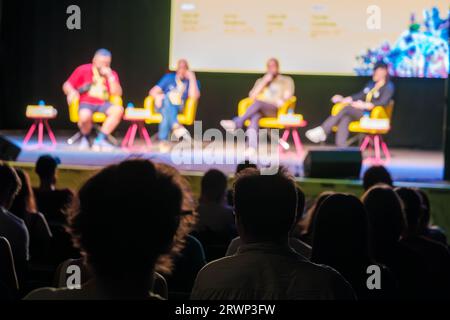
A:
[360, 135, 371, 152]
[374, 135, 381, 163]
[37, 119, 44, 147]
[44, 120, 57, 146]
[127, 123, 138, 148]
[279, 129, 291, 153]
[292, 129, 304, 158]
[381, 137, 391, 162]
[23, 122, 37, 145]
[140, 123, 152, 148]
[121, 125, 133, 148]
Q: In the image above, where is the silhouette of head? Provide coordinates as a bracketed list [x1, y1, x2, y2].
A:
[69, 160, 182, 284]
[362, 185, 405, 255]
[35, 154, 60, 184]
[363, 165, 393, 190]
[394, 187, 423, 236]
[235, 161, 257, 175]
[312, 194, 369, 265]
[10, 168, 37, 220]
[297, 191, 334, 236]
[415, 189, 431, 233]
[233, 167, 297, 243]
[0, 163, 21, 210]
[201, 169, 228, 204]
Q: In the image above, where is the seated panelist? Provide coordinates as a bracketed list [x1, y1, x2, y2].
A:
[149, 59, 200, 149]
[306, 62, 394, 147]
[63, 49, 124, 150]
[220, 58, 294, 143]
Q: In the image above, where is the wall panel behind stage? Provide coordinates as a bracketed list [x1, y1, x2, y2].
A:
[0, 0, 447, 150]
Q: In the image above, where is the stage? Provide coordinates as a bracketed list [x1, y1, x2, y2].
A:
[1, 130, 445, 183]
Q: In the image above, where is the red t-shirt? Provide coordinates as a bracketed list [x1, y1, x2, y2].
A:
[66, 64, 120, 105]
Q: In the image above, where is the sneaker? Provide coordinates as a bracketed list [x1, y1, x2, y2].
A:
[172, 125, 191, 141]
[78, 137, 91, 150]
[220, 120, 237, 133]
[159, 141, 171, 153]
[305, 127, 326, 144]
[92, 139, 116, 152]
[279, 138, 290, 150]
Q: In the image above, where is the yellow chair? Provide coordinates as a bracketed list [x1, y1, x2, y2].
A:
[237, 97, 307, 157]
[331, 100, 394, 162]
[238, 96, 298, 129]
[143, 96, 198, 126]
[67, 95, 123, 145]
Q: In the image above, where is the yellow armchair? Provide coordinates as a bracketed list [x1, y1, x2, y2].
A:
[331, 100, 394, 135]
[238, 96, 298, 129]
[143, 96, 198, 126]
[68, 95, 123, 124]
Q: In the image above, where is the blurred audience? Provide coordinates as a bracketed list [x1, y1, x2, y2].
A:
[154, 163, 206, 298]
[311, 193, 397, 300]
[33, 155, 74, 225]
[415, 189, 448, 246]
[362, 185, 429, 299]
[226, 161, 258, 206]
[395, 187, 450, 299]
[294, 191, 334, 246]
[227, 187, 312, 259]
[195, 169, 236, 252]
[0, 237, 19, 300]
[0, 163, 29, 289]
[362, 165, 393, 191]
[191, 167, 355, 300]
[10, 168, 52, 263]
[25, 160, 182, 299]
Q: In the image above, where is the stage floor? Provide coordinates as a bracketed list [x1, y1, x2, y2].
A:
[1, 131, 445, 182]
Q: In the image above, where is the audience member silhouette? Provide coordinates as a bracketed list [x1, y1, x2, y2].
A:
[154, 163, 206, 298]
[362, 185, 430, 299]
[415, 189, 448, 246]
[226, 161, 258, 206]
[362, 165, 393, 191]
[191, 167, 355, 300]
[227, 187, 312, 259]
[25, 160, 182, 300]
[294, 191, 334, 245]
[195, 169, 236, 257]
[311, 193, 397, 300]
[0, 237, 19, 300]
[0, 163, 29, 290]
[395, 187, 450, 299]
[33, 155, 74, 225]
[10, 168, 52, 263]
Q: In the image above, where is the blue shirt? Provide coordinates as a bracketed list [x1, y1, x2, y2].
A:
[156, 73, 200, 103]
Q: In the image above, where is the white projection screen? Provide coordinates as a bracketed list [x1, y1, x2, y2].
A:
[169, 0, 449, 77]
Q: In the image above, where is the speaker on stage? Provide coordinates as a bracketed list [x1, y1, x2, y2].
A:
[303, 148, 362, 179]
[0, 135, 21, 161]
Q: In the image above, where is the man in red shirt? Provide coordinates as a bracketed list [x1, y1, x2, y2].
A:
[63, 49, 123, 150]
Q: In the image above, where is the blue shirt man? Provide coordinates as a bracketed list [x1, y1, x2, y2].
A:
[149, 60, 201, 146]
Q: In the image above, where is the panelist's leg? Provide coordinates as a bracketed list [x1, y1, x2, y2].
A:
[102, 104, 124, 136]
[158, 97, 181, 141]
[221, 100, 277, 132]
[78, 109, 94, 136]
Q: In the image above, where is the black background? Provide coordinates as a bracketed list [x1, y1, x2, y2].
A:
[0, 0, 447, 150]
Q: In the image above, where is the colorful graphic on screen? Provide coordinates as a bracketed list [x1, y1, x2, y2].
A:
[170, 0, 449, 78]
[355, 7, 449, 78]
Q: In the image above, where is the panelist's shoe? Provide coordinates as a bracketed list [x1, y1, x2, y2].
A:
[220, 120, 237, 133]
[305, 127, 326, 144]
[92, 139, 116, 152]
[78, 137, 91, 151]
[172, 125, 191, 141]
[159, 141, 172, 153]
